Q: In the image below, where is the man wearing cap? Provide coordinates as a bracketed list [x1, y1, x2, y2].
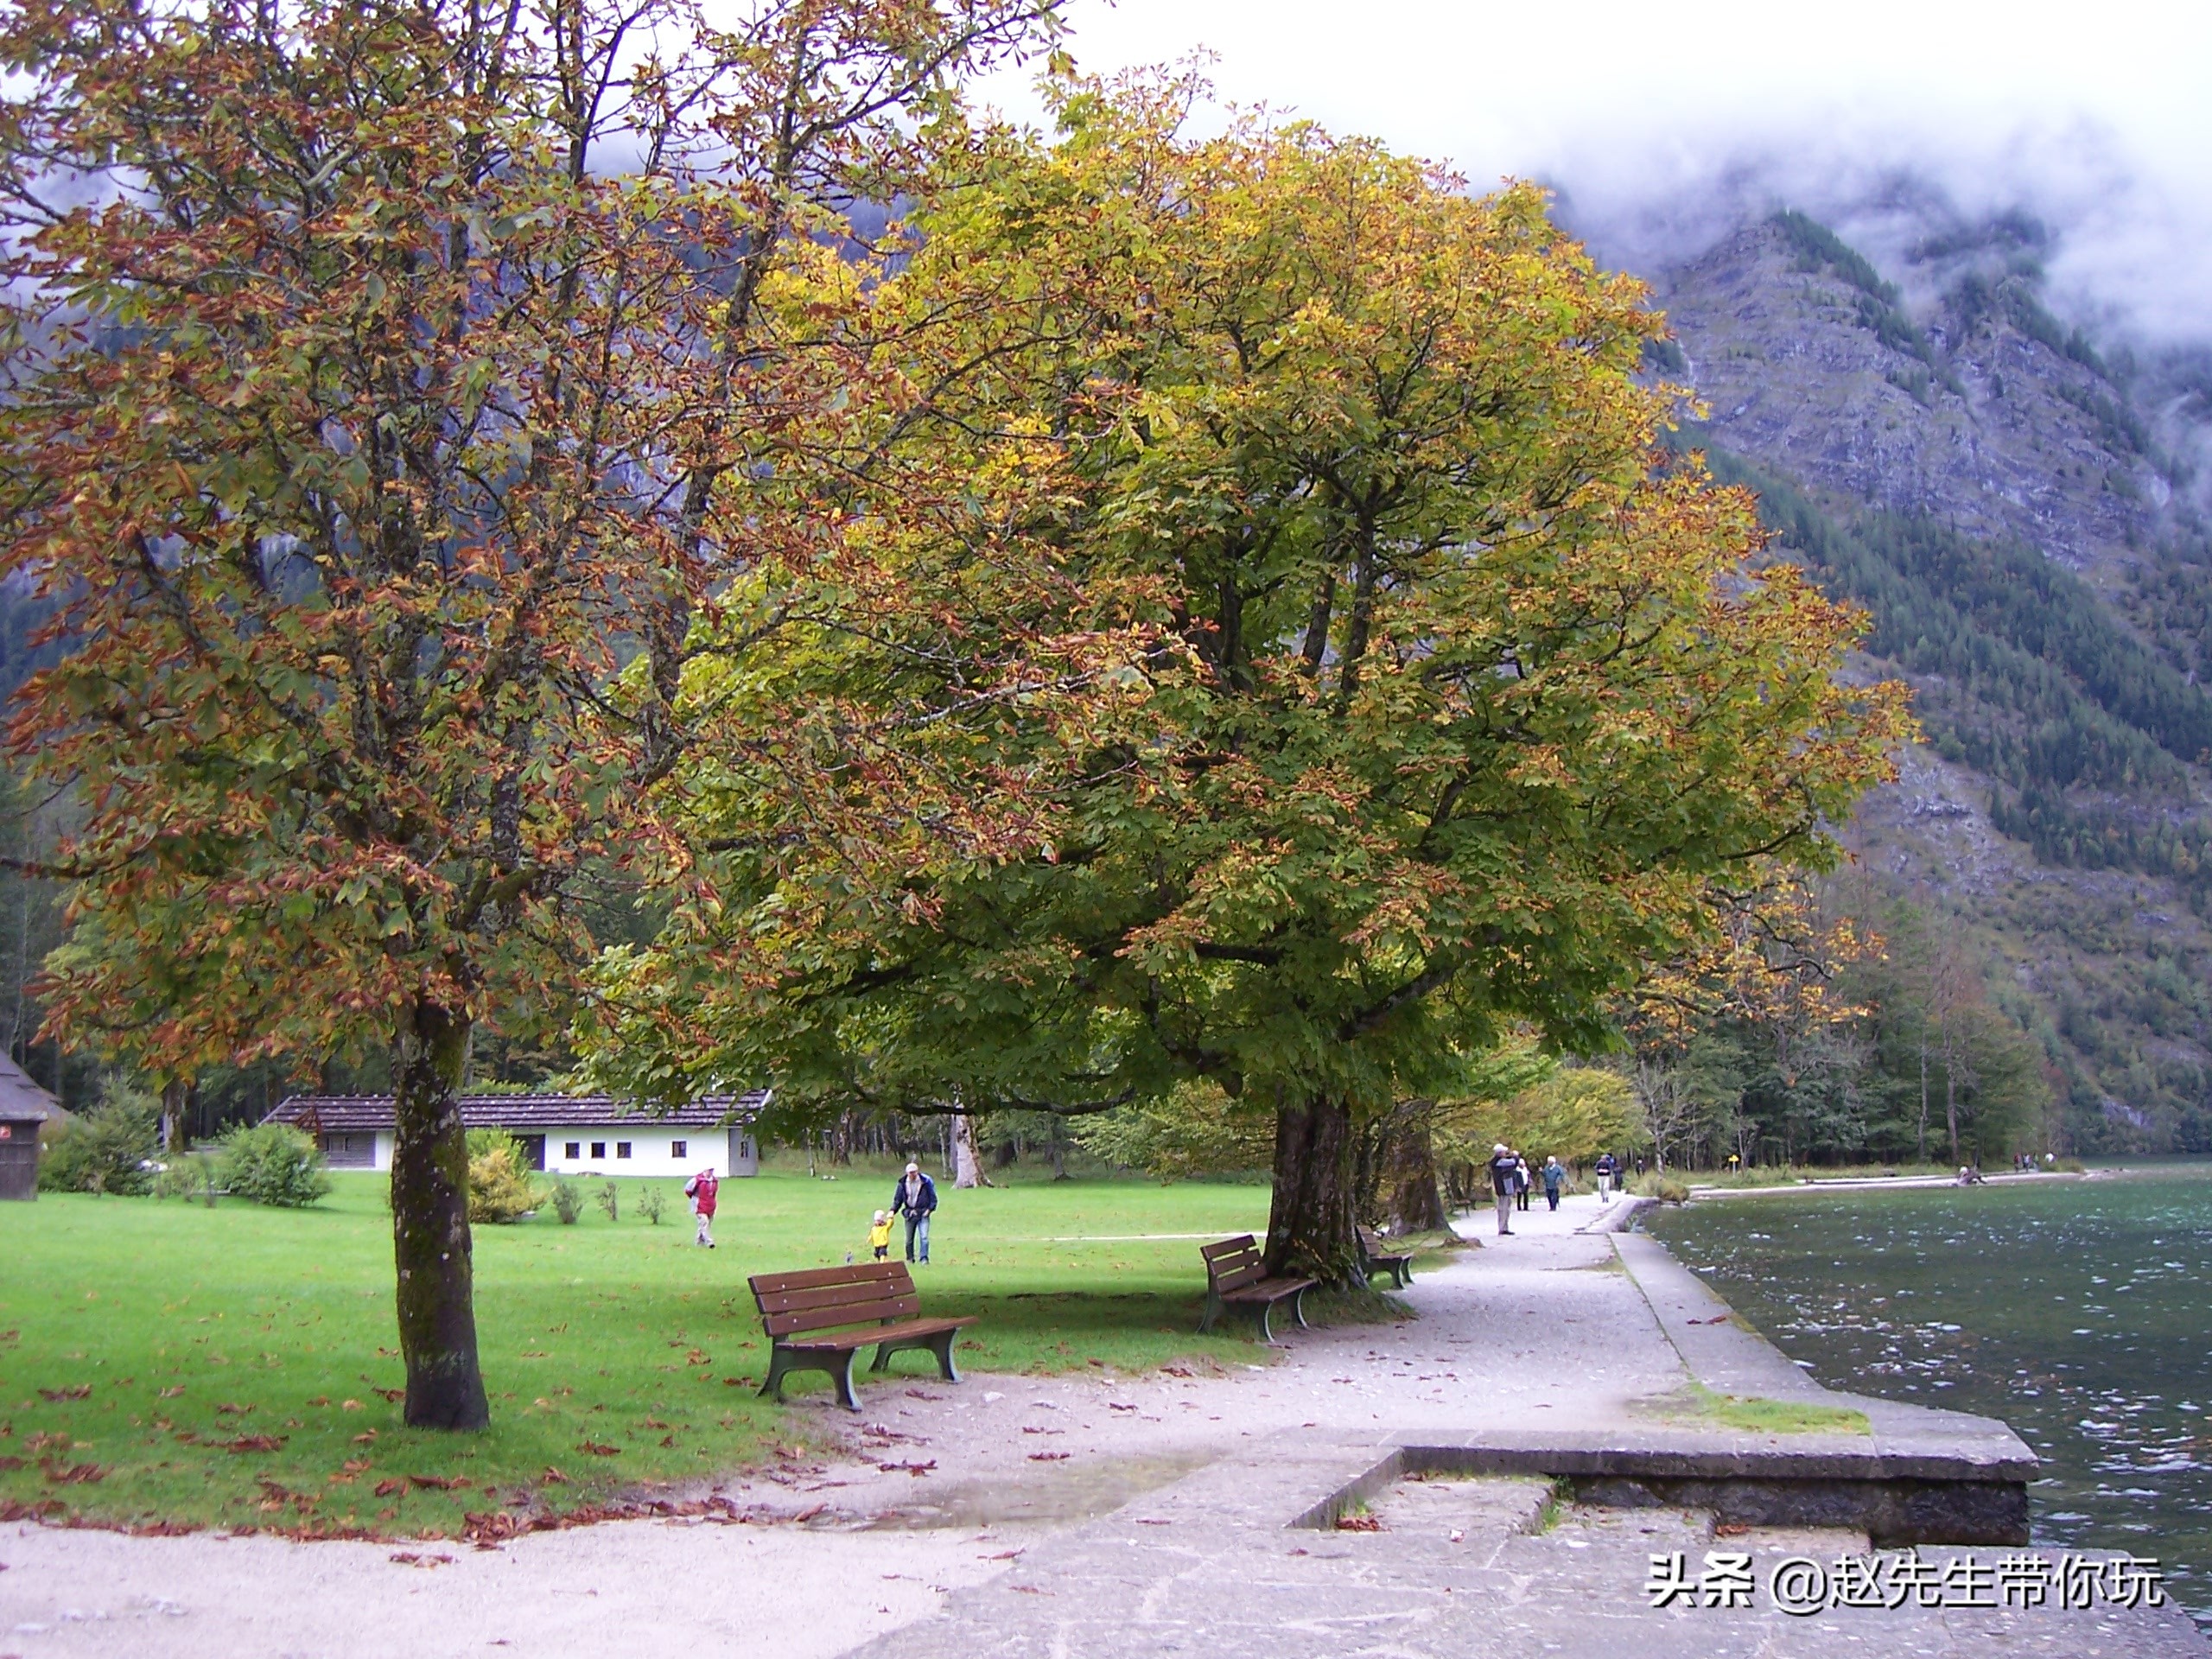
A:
[1487, 1143, 1518, 1236]
[892, 1160, 939, 1264]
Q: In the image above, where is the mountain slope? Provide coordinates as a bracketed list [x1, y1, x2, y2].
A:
[1648, 208, 2212, 1152]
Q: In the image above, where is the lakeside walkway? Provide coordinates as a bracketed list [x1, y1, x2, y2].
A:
[3, 1194, 2202, 1656]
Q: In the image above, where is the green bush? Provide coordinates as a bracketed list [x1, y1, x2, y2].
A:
[465, 1129, 538, 1224]
[637, 1184, 666, 1225]
[153, 1150, 220, 1205]
[595, 1180, 619, 1223]
[37, 1097, 161, 1194]
[218, 1122, 333, 1208]
[550, 1178, 583, 1224]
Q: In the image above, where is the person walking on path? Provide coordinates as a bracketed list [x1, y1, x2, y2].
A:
[1488, 1143, 1518, 1236]
[869, 1209, 894, 1261]
[893, 1160, 938, 1263]
[1541, 1155, 1567, 1211]
[683, 1166, 719, 1248]
[1514, 1154, 1532, 1212]
[1594, 1151, 1618, 1205]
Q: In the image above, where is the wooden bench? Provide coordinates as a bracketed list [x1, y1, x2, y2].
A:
[1358, 1226, 1414, 1289]
[749, 1260, 977, 1412]
[1198, 1235, 1317, 1344]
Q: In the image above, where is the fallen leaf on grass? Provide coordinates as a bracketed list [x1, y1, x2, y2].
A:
[373, 1478, 406, 1498]
[371, 1388, 404, 1403]
[341, 1401, 364, 1412]
[642, 1417, 670, 1430]
[576, 1441, 620, 1458]
[408, 1474, 469, 1491]
[35, 1386, 91, 1402]
[541, 1466, 569, 1484]
[157, 1386, 186, 1399]
[0, 1456, 22, 1471]
[215, 1402, 253, 1415]
[350, 1432, 376, 1445]
[684, 1350, 710, 1366]
[41, 1461, 105, 1485]
[219, 1435, 284, 1453]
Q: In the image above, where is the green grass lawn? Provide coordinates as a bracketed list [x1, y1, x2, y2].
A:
[1, 1160, 1294, 1538]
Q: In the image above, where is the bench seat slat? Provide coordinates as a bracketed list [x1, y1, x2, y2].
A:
[775, 1315, 978, 1355]
[1220, 1275, 1316, 1303]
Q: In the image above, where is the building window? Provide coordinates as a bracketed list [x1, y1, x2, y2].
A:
[616, 1141, 632, 1159]
[671, 1139, 687, 1159]
[565, 1141, 581, 1160]
[590, 1141, 606, 1160]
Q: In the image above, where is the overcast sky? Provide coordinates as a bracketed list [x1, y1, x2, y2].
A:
[975, 0, 2212, 342]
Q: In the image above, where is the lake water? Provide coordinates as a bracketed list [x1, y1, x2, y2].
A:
[1647, 1163, 2212, 1624]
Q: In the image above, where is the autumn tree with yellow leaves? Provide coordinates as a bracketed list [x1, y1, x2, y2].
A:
[582, 77, 1913, 1284]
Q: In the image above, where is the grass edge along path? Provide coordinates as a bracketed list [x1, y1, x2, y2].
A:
[0, 1166, 1409, 1540]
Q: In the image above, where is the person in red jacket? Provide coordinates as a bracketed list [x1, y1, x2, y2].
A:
[683, 1166, 719, 1248]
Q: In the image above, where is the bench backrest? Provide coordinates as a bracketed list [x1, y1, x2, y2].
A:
[1357, 1226, 1400, 1256]
[750, 1260, 920, 1338]
[1201, 1234, 1267, 1294]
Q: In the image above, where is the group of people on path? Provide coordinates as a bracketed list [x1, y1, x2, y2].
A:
[1484, 1145, 1634, 1235]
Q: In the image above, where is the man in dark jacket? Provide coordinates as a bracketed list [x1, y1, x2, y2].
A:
[893, 1160, 938, 1264]
[1488, 1143, 1518, 1236]
[1594, 1151, 1619, 1205]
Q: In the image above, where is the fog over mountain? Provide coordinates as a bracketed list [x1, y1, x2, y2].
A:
[973, 0, 2212, 348]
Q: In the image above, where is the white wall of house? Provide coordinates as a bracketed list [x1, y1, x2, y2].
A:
[537, 1127, 757, 1178]
[322, 1126, 756, 1176]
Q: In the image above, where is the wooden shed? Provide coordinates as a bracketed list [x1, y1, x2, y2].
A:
[0, 1053, 58, 1201]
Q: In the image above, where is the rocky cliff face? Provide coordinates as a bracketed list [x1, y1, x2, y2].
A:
[1640, 206, 2212, 1151]
[1659, 215, 2171, 571]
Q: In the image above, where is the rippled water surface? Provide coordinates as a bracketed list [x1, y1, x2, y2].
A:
[1648, 1164, 2212, 1622]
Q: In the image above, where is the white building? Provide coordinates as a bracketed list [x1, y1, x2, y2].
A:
[264, 1090, 766, 1178]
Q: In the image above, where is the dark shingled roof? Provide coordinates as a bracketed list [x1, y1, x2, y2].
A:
[0, 1053, 57, 1122]
[264, 1090, 768, 1135]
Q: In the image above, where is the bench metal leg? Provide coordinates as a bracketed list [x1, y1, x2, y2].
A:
[760, 1348, 791, 1403]
[868, 1330, 964, 1384]
[1198, 1289, 1222, 1335]
[760, 1345, 863, 1411]
[1255, 1300, 1278, 1345]
[1291, 1287, 1309, 1330]
[829, 1349, 861, 1411]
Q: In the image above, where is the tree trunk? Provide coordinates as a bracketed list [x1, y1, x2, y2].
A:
[160, 1077, 189, 1154]
[390, 998, 489, 1432]
[1374, 1113, 1447, 1234]
[1265, 1093, 1360, 1287]
[950, 1109, 988, 1189]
